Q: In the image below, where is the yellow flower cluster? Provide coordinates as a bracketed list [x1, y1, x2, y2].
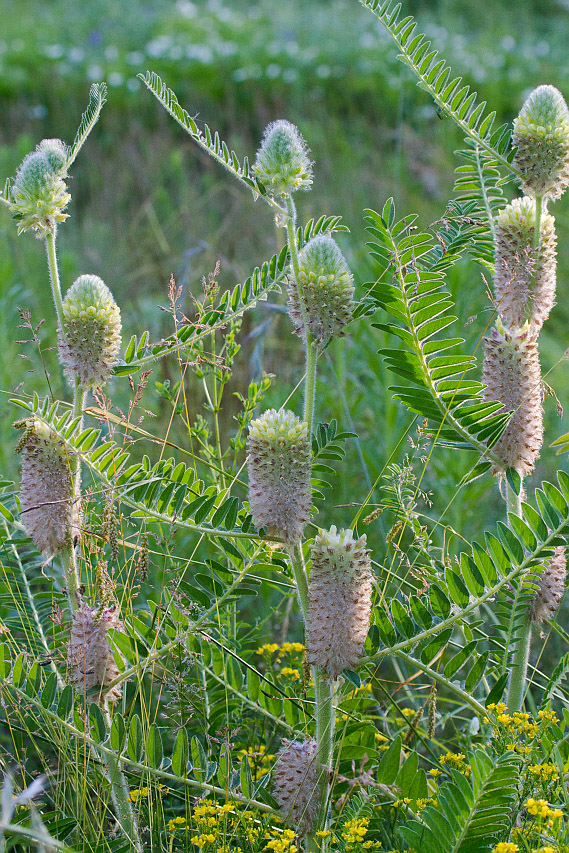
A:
[256, 642, 304, 659]
[238, 745, 275, 781]
[439, 752, 471, 776]
[127, 784, 167, 803]
[280, 667, 301, 681]
[487, 704, 559, 753]
[528, 762, 559, 781]
[525, 798, 563, 821]
[342, 816, 370, 845]
[265, 828, 297, 853]
[168, 816, 189, 832]
[374, 732, 389, 752]
[492, 844, 519, 853]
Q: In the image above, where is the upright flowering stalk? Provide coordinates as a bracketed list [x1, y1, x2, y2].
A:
[68, 601, 122, 704]
[531, 547, 567, 625]
[513, 85, 569, 202]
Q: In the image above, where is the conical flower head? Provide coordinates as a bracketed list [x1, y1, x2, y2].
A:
[288, 235, 354, 345]
[482, 321, 543, 478]
[273, 738, 319, 835]
[494, 197, 557, 332]
[307, 526, 372, 679]
[16, 419, 74, 556]
[513, 85, 569, 200]
[59, 274, 122, 389]
[253, 120, 312, 198]
[68, 601, 122, 703]
[532, 546, 566, 624]
[248, 410, 311, 541]
[3, 140, 71, 235]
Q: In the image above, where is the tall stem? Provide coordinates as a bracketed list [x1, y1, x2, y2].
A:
[102, 705, 143, 853]
[45, 229, 65, 329]
[506, 478, 531, 711]
[306, 675, 334, 852]
[285, 197, 318, 434]
[286, 539, 309, 619]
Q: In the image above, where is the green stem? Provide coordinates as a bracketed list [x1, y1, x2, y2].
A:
[533, 195, 543, 251]
[286, 539, 309, 619]
[505, 477, 532, 712]
[306, 674, 335, 852]
[102, 704, 143, 853]
[45, 229, 65, 329]
[285, 197, 318, 433]
[63, 379, 87, 612]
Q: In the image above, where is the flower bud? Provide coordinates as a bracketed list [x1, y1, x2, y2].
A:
[247, 410, 311, 541]
[513, 84, 569, 200]
[273, 738, 319, 835]
[494, 198, 557, 332]
[307, 526, 372, 679]
[482, 322, 543, 478]
[288, 235, 354, 345]
[16, 418, 73, 556]
[68, 601, 122, 703]
[3, 141, 71, 235]
[59, 274, 122, 388]
[253, 120, 312, 198]
[532, 546, 566, 624]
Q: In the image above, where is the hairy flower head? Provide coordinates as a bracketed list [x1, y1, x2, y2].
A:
[273, 739, 319, 835]
[532, 546, 566, 624]
[307, 526, 372, 679]
[16, 418, 74, 556]
[59, 275, 122, 388]
[513, 84, 569, 200]
[482, 321, 543, 478]
[494, 198, 557, 331]
[3, 139, 71, 235]
[68, 600, 122, 703]
[247, 410, 311, 541]
[253, 120, 312, 198]
[288, 235, 354, 345]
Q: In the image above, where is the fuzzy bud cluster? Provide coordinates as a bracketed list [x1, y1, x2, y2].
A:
[306, 526, 372, 679]
[253, 120, 313, 198]
[482, 322, 543, 478]
[16, 419, 73, 556]
[494, 198, 557, 332]
[68, 601, 122, 703]
[531, 546, 567, 624]
[513, 85, 569, 200]
[3, 138, 70, 235]
[273, 738, 319, 835]
[247, 410, 312, 541]
[288, 235, 354, 345]
[59, 275, 122, 389]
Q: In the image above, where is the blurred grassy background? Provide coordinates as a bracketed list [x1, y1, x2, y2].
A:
[2, 0, 569, 551]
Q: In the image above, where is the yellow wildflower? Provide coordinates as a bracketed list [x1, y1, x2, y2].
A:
[492, 844, 519, 853]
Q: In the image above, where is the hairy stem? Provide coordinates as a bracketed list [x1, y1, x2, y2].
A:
[102, 704, 143, 853]
[286, 539, 309, 619]
[45, 229, 65, 329]
[506, 478, 532, 711]
[307, 674, 335, 851]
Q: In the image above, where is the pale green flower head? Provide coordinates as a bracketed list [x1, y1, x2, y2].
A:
[513, 84, 569, 200]
[59, 274, 122, 389]
[253, 120, 313, 198]
[3, 139, 71, 235]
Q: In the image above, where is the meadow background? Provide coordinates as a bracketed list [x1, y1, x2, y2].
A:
[2, 0, 569, 564]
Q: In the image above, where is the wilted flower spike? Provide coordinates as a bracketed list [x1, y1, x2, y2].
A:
[68, 601, 122, 703]
[247, 410, 311, 541]
[482, 322, 543, 478]
[253, 120, 312, 198]
[17, 419, 73, 556]
[3, 143, 71, 235]
[59, 274, 122, 389]
[273, 739, 319, 835]
[532, 547, 566, 624]
[307, 526, 372, 679]
[513, 84, 569, 200]
[288, 235, 355, 344]
[494, 198, 557, 332]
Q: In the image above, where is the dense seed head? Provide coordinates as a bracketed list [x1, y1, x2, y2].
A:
[253, 120, 313, 198]
[513, 85, 569, 200]
[273, 738, 319, 835]
[59, 275, 122, 389]
[482, 322, 543, 478]
[494, 197, 557, 331]
[68, 601, 122, 703]
[5, 144, 71, 235]
[247, 410, 311, 541]
[306, 526, 372, 679]
[17, 419, 73, 556]
[37, 138, 69, 174]
[288, 235, 354, 345]
[532, 546, 567, 624]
